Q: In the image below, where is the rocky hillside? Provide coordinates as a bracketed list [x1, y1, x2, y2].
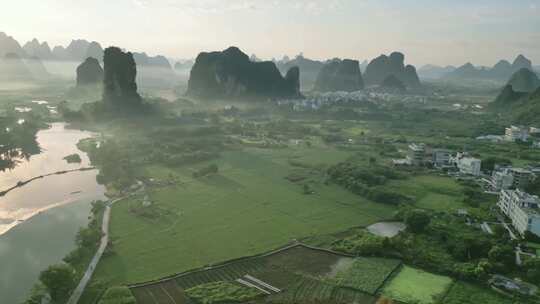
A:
[506, 68, 540, 93]
[313, 59, 364, 92]
[76, 57, 103, 87]
[363, 52, 420, 88]
[187, 47, 301, 99]
[491, 82, 540, 125]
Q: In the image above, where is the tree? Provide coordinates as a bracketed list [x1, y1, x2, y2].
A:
[75, 226, 102, 249]
[39, 264, 77, 303]
[523, 258, 540, 283]
[405, 210, 431, 233]
[525, 177, 540, 196]
[488, 245, 515, 270]
[481, 157, 512, 172]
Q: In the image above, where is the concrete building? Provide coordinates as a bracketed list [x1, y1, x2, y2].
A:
[432, 149, 452, 168]
[407, 143, 426, 166]
[491, 169, 515, 191]
[505, 125, 529, 142]
[511, 168, 534, 190]
[490, 167, 533, 191]
[452, 152, 482, 176]
[498, 189, 540, 237]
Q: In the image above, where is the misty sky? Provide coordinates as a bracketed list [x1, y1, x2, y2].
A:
[2, 0, 539, 66]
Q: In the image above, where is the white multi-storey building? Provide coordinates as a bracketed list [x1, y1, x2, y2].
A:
[452, 152, 482, 176]
[498, 189, 540, 237]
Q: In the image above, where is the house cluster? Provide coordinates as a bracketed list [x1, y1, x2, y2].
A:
[275, 90, 428, 111]
[394, 143, 482, 176]
[275, 91, 369, 111]
[488, 166, 536, 192]
[477, 125, 540, 147]
[485, 163, 540, 238]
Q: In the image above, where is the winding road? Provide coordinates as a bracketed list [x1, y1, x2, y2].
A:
[67, 197, 125, 304]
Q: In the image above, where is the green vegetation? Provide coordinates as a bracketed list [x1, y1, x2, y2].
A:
[442, 281, 515, 304]
[332, 230, 391, 256]
[271, 277, 375, 304]
[327, 161, 409, 205]
[98, 286, 136, 304]
[63, 153, 82, 163]
[87, 149, 393, 288]
[385, 175, 467, 212]
[38, 264, 78, 304]
[405, 209, 431, 233]
[186, 281, 262, 304]
[193, 164, 219, 178]
[30, 74, 535, 304]
[382, 266, 453, 304]
[330, 257, 401, 294]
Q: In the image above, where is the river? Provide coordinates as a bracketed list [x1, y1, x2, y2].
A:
[0, 122, 106, 303]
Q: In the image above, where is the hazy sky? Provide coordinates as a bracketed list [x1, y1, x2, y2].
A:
[2, 0, 539, 66]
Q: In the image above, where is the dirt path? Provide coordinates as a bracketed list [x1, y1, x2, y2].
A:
[66, 196, 125, 304]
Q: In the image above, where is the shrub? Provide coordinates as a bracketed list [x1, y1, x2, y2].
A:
[98, 286, 136, 304]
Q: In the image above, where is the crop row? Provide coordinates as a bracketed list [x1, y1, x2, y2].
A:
[175, 259, 265, 289]
[271, 277, 375, 304]
[131, 280, 191, 304]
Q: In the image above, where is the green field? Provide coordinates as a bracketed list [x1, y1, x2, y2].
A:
[383, 266, 453, 304]
[90, 148, 394, 287]
[330, 257, 401, 294]
[442, 281, 514, 304]
[386, 175, 467, 211]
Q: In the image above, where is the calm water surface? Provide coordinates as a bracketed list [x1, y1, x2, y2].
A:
[0, 122, 105, 303]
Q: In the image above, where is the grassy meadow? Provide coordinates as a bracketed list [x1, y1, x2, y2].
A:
[385, 175, 467, 212]
[382, 266, 453, 304]
[90, 147, 395, 287]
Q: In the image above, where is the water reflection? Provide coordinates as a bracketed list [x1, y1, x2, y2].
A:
[0, 122, 106, 303]
[0, 123, 105, 234]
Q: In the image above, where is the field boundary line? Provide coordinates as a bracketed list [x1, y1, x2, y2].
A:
[128, 242, 365, 288]
[437, 280, 456, 304]
[373, 261, 404, 296]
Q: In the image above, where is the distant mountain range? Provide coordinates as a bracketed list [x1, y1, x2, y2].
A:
[276, 55, 325, 90]
[0, 32, 179, 88]
[441, 55, 533, 82]
[417, 65, 457, 79]
[0, 32, 173, 69]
